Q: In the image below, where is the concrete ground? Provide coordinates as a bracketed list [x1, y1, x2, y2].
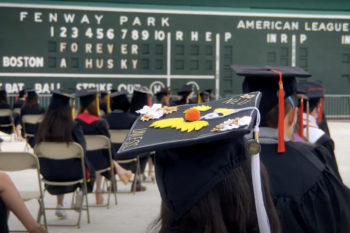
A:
[4, 121, 350, 233]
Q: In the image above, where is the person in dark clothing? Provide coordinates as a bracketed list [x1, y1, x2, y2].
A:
[232, 65, 350, 233]
[105, 91, 148, 191]
[155, 87, 171, 107]
[36, 90, 95, 219]
[20, 90, 45, 148]
[75, 88, 132, 204]
[99, 91, 110, 116]
[0, 90, 13, 135]
[297, 81, 340, 177]
[173, 84, 195, 106]
[13, 89, 27, 139]
[129, 87, 151, 115]
[117, 93, 281, 233]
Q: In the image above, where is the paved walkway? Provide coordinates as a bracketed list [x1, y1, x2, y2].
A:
[5, 121, 350, 232]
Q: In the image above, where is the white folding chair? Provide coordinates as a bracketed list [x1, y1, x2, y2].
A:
[22, 114, 43, 151]
[84, 135, 117, 207]
[0, 109, 15, 141]
[0, 152, 47, 231]
[34, 142, 90, 228]
[109, 129, 142, 194]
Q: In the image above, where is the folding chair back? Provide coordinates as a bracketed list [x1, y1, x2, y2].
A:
[109, 129, 129, 144]
[34, 142, 90, 228]
[84, 135, 117, 207]
[13, 108, 21, 115]
[22, 114, 43, 151]
[0, 152, 47, 231]
[109, 129, 141, 194]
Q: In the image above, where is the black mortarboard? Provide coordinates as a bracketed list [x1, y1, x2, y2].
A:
[177, 84, 193, 95]
[49, 90, 73, 109]
[129, 87, 151, 114]
[27, 89, 37, 99]
[232, 65, 311, 153]
[75, 88, 98, 109]
[110, 90, 130, 112]
[155, 88, 170, 101]
[298, 80, 325, 124]
[117, 92, 271, 231]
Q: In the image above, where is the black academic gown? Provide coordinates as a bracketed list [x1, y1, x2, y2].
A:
[105, 110, 149, 173]
[20, 104, 45, 147]
[12, 99, 24, 126]
[38, 122, 96, 194]
[0, 197, 8, 233]
[259, 127, 350, 233]
[0, 103, 12, 134]
[75, 112, 111, 178]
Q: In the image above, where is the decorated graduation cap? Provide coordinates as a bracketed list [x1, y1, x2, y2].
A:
[117, 92, 271, 233]
[231, 65, 311, 153]
[155, 87, 170, 102]
[129, 87, 151, 114]
[110, 90, 130, 112]
[75, 88, 98, 109]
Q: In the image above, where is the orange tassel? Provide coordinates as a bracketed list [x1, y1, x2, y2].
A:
[317, 98, 324, 124]
[271, 69, 285, 153]
[147, 93, 152, 106]
[299, 96, 304, 139]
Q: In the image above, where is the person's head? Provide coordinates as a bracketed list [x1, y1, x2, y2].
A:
[117, 93, 280, 233]
[110, 90, 130, 112]
[129, 87, 151, 114]
[299, 81, 324, 118]
[23, 89, 39, 108]
[177, 84, 193, 103]
[36, 90, 73, 144]
[155, 88, 171, 106]
[76, 88, 100, 116]
[18, 89, 26, 99]
[232, 65, 311, 152]
[0, 90, 7, 104]
[198, 89, 212, 103]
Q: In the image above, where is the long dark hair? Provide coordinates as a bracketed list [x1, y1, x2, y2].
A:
[149, 158, 280, 233]
[23, 93, 39, 109]
[78, 100, 99, 117]
[36, 103, 73, 144]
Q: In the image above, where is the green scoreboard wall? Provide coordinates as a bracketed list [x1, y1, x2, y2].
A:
[0, 2, 350, 96]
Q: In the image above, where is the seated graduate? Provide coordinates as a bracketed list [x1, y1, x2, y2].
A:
[117, 92, 280, 233]
[173, 84, 194, 106]
[75, 88, 132, 204]
[296, 81, 340, 178]
[232, 65, 350, 233]
[13, 89, 27, 139]
[155, 88, 171, 107]
[0, 90, 13, 135]
[106, 90, 149, 191]
[129, 87, 151, 115]
[36, 90, 95, 219]
[20, 89, 45, 148]
[99, 91, 110, 117]
[196, 89, 213, 103]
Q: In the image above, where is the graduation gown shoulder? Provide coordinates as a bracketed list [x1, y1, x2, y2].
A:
[259, 129, 350, 233]
[75, 114, 111, 174]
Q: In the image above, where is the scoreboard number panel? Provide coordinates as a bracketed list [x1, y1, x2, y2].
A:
[0, 3, 350, 95]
